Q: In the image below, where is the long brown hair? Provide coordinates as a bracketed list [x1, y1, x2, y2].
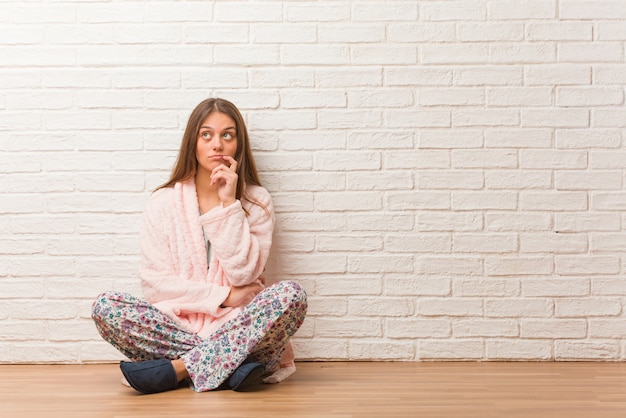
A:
[157, 98, 265, 212]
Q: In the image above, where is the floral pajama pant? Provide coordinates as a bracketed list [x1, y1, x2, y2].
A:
[91, 280, 307, 392]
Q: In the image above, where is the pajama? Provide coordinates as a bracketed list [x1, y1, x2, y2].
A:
[92, 280, 307, 392]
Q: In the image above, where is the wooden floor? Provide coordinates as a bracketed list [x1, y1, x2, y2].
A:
[1, 362, 626, 417]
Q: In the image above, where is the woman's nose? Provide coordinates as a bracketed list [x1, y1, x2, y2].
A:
[211, 137, 223, 150]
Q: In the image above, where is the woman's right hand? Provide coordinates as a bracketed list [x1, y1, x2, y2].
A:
[221, 282, 263, 308]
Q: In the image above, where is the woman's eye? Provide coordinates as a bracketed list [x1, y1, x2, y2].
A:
[223, 133, 233, 140]
[202, 132, 210, 139]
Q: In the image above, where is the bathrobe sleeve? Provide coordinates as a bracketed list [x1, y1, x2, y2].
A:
[200, 185, 275, 287]
[139, 188, 231, 318]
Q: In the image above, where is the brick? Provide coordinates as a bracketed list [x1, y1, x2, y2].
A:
[352, 45, 417, 65]
[315, 151, 380, 171]
[349, 340, 416, 360]
[457, 23, 523, 41]
[590, 233, 626, 252]
[419, 340, 485, 360]
[215, 3, 280, 22]
[387, 191, 450, 210]
[555, 213, 621, 232]
[184, 24, 248, 44]
[527, 22, 593, 41]
[271, 192, 314, 213]
[418, 170, 484, 190]
[417, 257, 483, 275]
[522, 108, 589, 128]
[421, 1, 486, 21]
[317, 235, 382, 252]
[417, 211, 483, 232]
[348, 131, 414, 150]
[319, 24, 385, 43]
[419, 298, 483, 316]
[306, 297, 348, 317]
[558, 42, 623, 63]
[386, 233, 451, 253]
[349, 297, 413, 317]
[387, 109, 451, 128]
[593, 65, 626, 84]
[486, 87, 552, 106]
[452, 191, 517, 210]
[292, 338, 348, 360]
[557, 87, 624, 106]
[12, 4, 76, 23]
[384, 277, 451, 296]
[485, 298, 553, 318]
[282, 45, 349, 65]
[349, 89, 414, 108]
[316, 68, 382, 87]
[348, 255, 414, 274]
[589, 319, 626, 338]
[560, 0, 626, 19]
[216, 45, 280, 65]
[592, 192, 626, 210]
[485, 170, 551, 189]
[347, 213, 415, 232]
[485, 257, 553, 276]
[453, 108, 519, 127]
[524, 64, 590, 86]
[277, 213, 346, 232]
[250, 68, 314, 88]
[316, 276, 382, 296]
[520, 233, 587, 254]
[353, 3, 418, 21]
[419, 88, 484, 106]
[519, 191, 587, 211]
[491, 43, 556, 64]
[282, 90, 346, 109]
[252, 24, 316, 43]
[388, 23, 455, 42]
[387, 318, 451, 338]
[454, 66, 522, 86]
[486, 340, 553, 360]
[348, 171, 413, 191]
[521, 319, 587, 339]
[454, 279, 519, 297]
[0, 280, 45, 299]
[316, 318, 382, 338]
[555, 341, 620, 360]
[280, 172, 345, 192]
[453, 233, 518, 253]
[316, 192, 381, 212]
[556, 129, 622, 149]
[556, 298, 622, 318]
[385, 67, 452, 86]
[555, 171, 622, 191]
[597, 22, 626, 40]
[452, 150, 518, 168]
[422, 43, 489, 64]
[453, 319, 518, 337]
[555, 256, 621, 275]
[592, 109, 626, 128]
[523, 278, 589, 297]
[285, 3, 350, 22]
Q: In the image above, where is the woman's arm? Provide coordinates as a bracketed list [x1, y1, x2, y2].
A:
[139, 192, 231, 316]
[200, 186, 274, 287]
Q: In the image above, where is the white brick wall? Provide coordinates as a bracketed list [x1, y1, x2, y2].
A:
[1, 0, 625, 363]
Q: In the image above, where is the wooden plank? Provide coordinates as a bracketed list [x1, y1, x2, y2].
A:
[1, 362, 626, 417]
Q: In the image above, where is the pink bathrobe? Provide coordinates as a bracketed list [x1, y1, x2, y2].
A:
[139, 178, 274, 339]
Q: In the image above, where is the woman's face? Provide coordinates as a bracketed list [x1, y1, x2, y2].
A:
[196, 111, 238, 174]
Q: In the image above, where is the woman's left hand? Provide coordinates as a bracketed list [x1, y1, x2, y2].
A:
[211, 156, 238, 206]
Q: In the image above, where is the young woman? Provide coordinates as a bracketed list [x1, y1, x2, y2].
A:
[91, 98, 307, 394]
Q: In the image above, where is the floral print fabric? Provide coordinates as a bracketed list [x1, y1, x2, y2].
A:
[92, 280, 307, 392]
